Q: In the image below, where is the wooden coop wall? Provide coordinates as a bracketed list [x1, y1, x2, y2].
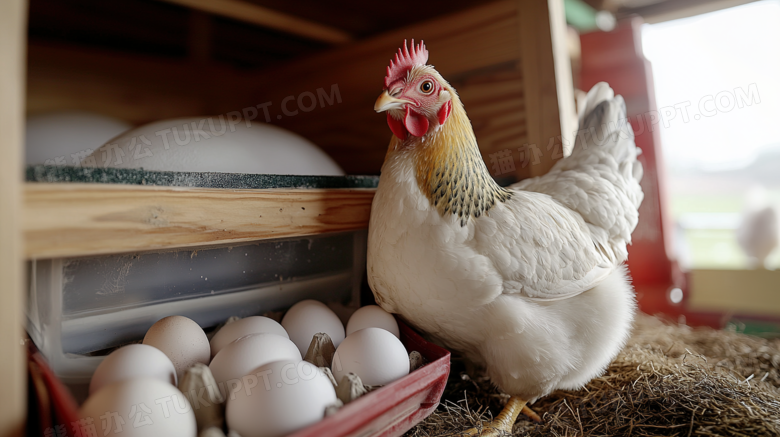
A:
[26, 0, 574, 181]
[214, 0, 574, 179]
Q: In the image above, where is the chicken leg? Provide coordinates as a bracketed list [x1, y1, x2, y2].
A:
[455, 396, 541, 436]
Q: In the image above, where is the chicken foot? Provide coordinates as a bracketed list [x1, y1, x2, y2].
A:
[454, 396, 541, 436]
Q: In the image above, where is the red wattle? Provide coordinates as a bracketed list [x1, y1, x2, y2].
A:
[387, 113, 408, 139]
[437, 100, 452, 126]
[404, 107, 429, 137]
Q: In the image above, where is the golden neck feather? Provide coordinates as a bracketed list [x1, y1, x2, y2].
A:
[389, 90, 511, 226]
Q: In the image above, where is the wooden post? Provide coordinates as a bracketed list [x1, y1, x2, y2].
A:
[516, 0, 573, 178]
[0, 0, 27, 435]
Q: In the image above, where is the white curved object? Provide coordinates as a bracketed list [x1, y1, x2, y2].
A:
[88, 117, 343, 175]
[89, 344, 177, 395]
[81, 378, 196, 437]
[209, 333, 301, 387]
[209, 316, 289, 359]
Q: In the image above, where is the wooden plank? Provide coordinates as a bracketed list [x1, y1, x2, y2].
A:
[0, 0, 27, 434]
[547, 0, 577, 153]
[157, 0, 352, 44]
[24, 184, 376, 259]
[515, 0, 572, 178]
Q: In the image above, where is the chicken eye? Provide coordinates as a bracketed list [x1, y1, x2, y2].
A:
[419, 80, 434, 94]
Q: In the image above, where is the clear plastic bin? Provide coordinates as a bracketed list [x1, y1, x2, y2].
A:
[26, 230, 366, 399]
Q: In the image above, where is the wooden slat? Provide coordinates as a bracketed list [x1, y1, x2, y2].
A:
[157, 0, 352, 44]
[0, 0, 27, 434]
[24, 184, 376, 259]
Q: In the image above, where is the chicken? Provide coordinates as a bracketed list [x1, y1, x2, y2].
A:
[367, 41, 643, 435]
[736, 186, 779, 269]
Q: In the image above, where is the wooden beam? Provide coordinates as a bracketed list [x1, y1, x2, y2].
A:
[547, 0, 577, 153]
[0, 0, 27, 434]
[157, 0, 352, 44]
[24, 184, 376, 259]
[516, 0, 571, 178]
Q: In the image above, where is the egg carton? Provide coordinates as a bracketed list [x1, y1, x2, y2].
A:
[179, 321, 448, 437]
[26, 231, 367, 401]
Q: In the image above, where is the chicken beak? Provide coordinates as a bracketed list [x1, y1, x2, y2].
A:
[374, 91, 408, 112]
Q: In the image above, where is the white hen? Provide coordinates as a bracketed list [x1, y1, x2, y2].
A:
[737, 186, 779, 269]
[368, 41, 643, 435]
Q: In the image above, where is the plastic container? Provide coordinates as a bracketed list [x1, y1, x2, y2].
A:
[26, 231, 366, 399]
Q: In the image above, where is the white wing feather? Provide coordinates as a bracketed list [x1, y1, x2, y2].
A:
[498, 83, 644, 300]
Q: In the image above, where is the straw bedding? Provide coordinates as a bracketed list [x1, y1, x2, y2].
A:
[406, 313, 780, 436]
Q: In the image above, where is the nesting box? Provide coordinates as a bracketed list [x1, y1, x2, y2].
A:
[3, 0, 575, 434]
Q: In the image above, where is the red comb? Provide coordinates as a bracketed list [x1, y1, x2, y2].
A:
[384, 39, 429, 89]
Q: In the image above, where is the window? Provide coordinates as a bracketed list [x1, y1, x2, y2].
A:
[643, 0, 780, 271]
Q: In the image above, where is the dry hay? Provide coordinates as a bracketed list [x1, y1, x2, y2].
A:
[406, 313, 780, 436]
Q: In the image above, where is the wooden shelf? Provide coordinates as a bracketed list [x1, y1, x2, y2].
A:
[24, 183, 376, 259]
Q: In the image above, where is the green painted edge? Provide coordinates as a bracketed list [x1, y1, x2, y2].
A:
[564, 0, 599, 31]
[26, 165, 380, 190]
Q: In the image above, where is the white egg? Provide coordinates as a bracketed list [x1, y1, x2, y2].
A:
[209, 333, 301, 388]
[80, 378, 196, 437]
[281, 300, 346, 356]
[143, 316, 210, 379]
[210, 316, 288, 359]
[88, 118, 343, 175]
[90, 344, 177, 395]
[332, 327, 409, 386]
[226, 360, 337, 437]
[346, 305, 400, 338]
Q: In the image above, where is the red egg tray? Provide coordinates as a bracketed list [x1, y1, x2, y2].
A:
[289, 320, 451, 437]
[30, 320, 450, 437]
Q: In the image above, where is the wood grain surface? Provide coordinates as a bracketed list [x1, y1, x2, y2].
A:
[24, 183, 376, 259]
